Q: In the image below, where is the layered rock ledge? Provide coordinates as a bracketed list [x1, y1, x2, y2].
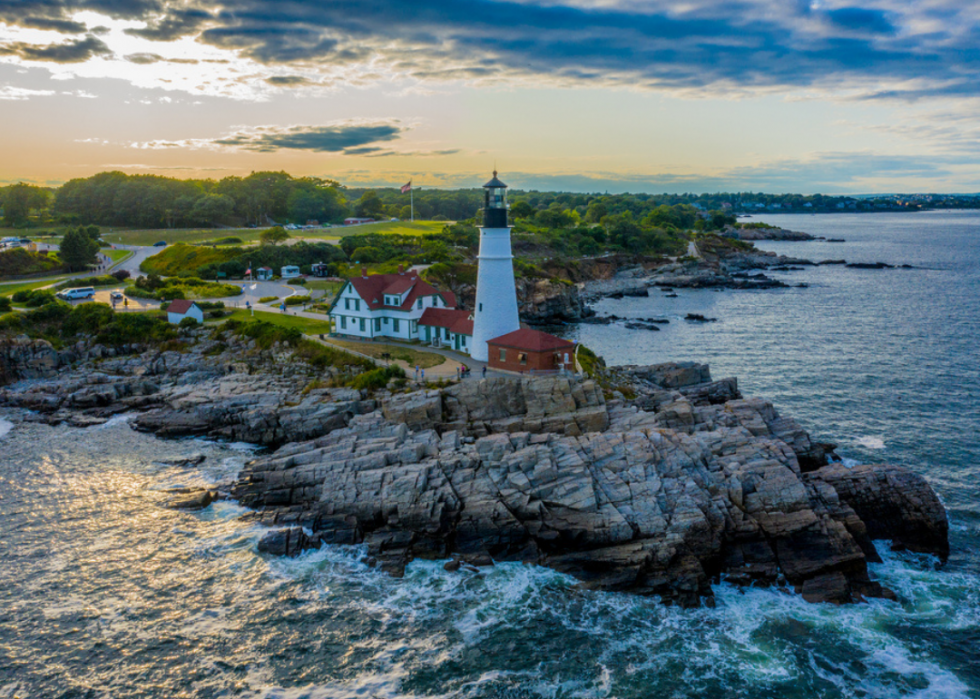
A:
[232, 366, 948, 607]
[0, 334, 948, 606]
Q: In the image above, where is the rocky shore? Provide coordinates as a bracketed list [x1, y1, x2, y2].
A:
[0, 333, 949, 608]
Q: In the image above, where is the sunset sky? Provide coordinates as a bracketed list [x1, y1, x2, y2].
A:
[2, 0, 979, 193]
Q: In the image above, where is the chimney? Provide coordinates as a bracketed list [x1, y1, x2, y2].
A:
[361, 267, 367, 278]
[398, 264, 404, 275]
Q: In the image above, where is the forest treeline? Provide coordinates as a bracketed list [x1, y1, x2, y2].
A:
[0, 170, 946, 231]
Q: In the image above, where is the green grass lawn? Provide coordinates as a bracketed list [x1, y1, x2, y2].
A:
[102, 248, 133, 264]
[326, 338, 447, 369]
[6, 220, 447, 248]
[320, 221, 446, 238]
[0, 276, 71, 297]
[100, 228, 268, 247]
[216, 309, 334, 334]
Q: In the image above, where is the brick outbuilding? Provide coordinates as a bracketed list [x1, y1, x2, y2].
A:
[486, 328, 576, 373]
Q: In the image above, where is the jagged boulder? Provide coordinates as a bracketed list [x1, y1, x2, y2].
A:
[233, 377, 949, 607]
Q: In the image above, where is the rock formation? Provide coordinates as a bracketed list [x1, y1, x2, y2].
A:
[231, 365, 948, 607]
[0, 329, 949, 607]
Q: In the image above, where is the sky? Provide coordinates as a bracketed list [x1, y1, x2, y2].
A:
[2, 0, 980, 194]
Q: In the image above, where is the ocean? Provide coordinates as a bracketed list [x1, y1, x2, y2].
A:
[1, 211, 978, 698]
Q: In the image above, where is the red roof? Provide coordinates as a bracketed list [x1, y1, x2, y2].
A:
[419, 307, 471, 330]
[166, 299, 198, 314]
[488, 328, 575, 352]
[344, 272, 453, 312]
[451, 317, 474, 336]
[382, 276, 416, 295]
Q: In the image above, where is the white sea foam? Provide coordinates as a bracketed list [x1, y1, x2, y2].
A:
[856, 435, 887, 449]
[0, 418, 14, 439]
[92, 412, 136, 429]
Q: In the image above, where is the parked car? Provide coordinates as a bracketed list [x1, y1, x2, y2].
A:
[110, 291, 124, 301]
[56, 287, 95, 301]
[153, 241, 167, 247]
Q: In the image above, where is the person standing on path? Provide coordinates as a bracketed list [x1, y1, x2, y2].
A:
[415, 364, 420, 382]
[420, 368, 425, 383]
[482, 366, 487, 378]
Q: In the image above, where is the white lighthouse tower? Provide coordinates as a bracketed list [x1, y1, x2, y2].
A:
[470, 170, 520, 362]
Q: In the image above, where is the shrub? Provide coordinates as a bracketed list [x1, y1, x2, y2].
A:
[178, 317, 199, 329]
[0, 248, 63, 276]
[347, 365, 406, 391]
[258, 296, 279, 303]
[25, 301, 72, 323]
[14, 289, 59, 307]
[55, 275, 117, 289]
[111, 269, 131, 281]
[284, 295, 306, 306]
[0, 312, 23, 331]
[0, 297, 10, 313]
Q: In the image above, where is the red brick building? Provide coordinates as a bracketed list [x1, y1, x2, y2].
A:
[487, 328, 576, 373]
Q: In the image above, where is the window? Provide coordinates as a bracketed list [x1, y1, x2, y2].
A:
[444, 327, 450, 340]
[344, 299, 350, 310]
[479, 303, 483, 312]
[416, 299, 422, 309]
[340, 316, 347, 329]
[499, 348, 506, 362]
[355, 299, 361, 311]
[410, 320, 417, 334]
[359, 318, 366, 332]
[434, 296, 439, 307]
[383, 316, 389, 324]
[518, 352, 528, 366]
[374, 318, 381, 331]
[393, 318, 400, 332]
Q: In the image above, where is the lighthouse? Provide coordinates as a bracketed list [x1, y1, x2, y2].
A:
[470, 170, 521, 362]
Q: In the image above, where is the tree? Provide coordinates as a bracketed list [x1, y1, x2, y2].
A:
[259, 226, 290, 246]
[355, 191, 385, 218]
[2, 183, 49, 226]
[191, 193, 235, 227]
[59, 227, 100, 271]
[509, 200, 535, 219]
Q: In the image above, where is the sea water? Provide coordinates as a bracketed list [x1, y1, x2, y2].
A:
[1, 211, 978, 697]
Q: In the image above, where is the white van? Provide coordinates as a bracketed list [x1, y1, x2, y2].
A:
[56, 287, 95, 300]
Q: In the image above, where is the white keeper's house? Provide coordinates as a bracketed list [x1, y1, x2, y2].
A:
[328, 266, 458, 340]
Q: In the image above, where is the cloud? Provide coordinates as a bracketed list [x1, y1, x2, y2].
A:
[264, 75, 311, 87]
[0, 35, 112, 63]
[123, 7, 213, 41]
[1, 0, 980, 100]
[213, 122, 406, 152]
[0, 85, 56, 100]
[125, 52, 163, 64]
[21, 16, 89, 34]
[490, 152, 966, 194]
[128, 121, 408, 153]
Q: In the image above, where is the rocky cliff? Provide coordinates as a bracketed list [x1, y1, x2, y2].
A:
[231, 365, 948, 607]
[0, 332, 949, 607]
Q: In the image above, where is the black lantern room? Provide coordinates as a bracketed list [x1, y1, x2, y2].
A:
[482, 170, 508, 228]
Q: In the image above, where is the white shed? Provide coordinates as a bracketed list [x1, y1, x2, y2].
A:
[281, 265, 301, 279]
[166, 299, 204, 325]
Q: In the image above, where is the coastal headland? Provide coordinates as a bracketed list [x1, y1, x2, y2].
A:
[0, 329, 948, 608]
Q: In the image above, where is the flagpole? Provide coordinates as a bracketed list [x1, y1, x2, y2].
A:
[410, 185, 414, 222]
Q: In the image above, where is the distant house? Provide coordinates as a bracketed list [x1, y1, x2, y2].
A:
[487, 328, 575, 373]
[328, 267, 457, 341]
[344, 217, 375, 225]
[256, 266, 274, 281]
[310, 262, 330, 277]
[418, 308, 473, 353]
[166, 300, 204, 325]
[281, 265, 301, 279]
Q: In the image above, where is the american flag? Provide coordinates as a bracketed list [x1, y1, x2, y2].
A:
[400, 180, 412, 194]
